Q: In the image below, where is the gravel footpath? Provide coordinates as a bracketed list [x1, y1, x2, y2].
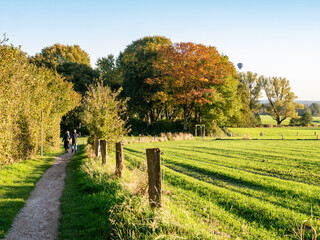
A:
[4, 151, 74, 240]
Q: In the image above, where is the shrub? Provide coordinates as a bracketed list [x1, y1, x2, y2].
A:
[0, 45, 80, 163]
[82, 81, 127, 149]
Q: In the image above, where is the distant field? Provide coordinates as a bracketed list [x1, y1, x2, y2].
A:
[124, 136, 320, 239]
[229, 127, 320, 139]
[260, 115, 320, 126]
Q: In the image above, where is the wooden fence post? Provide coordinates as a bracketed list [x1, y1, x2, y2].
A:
[95, 139, 100, 157]
[146, 148, 162, 208]
[100, 140, 107, 165]
[115, 142, 124, 177]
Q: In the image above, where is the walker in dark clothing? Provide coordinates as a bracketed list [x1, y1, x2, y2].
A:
[62, 133, 70, 153]
[70, 132, 80, 153]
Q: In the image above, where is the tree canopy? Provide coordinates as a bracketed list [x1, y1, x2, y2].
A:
[82, 81, 127, 145]
[96, 54, 123, 90]
[120, 36, 172, 125]
[32, 43, 91, 69]
[239, 71, 262, 113]
[0, 45, 80, 163]
[261, 76, 301, 125]
[148, 42, 237, 130]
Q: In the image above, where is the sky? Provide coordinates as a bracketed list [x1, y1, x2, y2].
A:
[1, 0, 320, 100]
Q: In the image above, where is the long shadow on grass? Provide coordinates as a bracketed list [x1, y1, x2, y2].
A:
[164, 162, 320, 218]
[166, 146, 320, 186]
[175, 145, 320, 170]
[123, 147, 145, 169]
[164, 168, 304, 236]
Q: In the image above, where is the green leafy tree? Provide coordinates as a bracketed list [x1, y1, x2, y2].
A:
[0, 45, 80, 163]
[239, 71, 262, 112]
[31, 43, 91, 68]
[300, 109, 313, 126]
[120, 36, 172, 126]
[203, 75, 242, 129]
[31, 44, 98, 135]
[308, 103, 320, 116]
[82, 81, 127, 145]
[96, 54, 123, 90]
[261, 76, 302, 125]
[56, 62, 99, 95]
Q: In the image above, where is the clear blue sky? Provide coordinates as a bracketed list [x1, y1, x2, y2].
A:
[2, 0, 320, 100]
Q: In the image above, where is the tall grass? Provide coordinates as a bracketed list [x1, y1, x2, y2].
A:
[60, 142, 218, 239]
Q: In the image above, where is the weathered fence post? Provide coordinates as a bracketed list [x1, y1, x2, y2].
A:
[146, 148, 162, 208]
[95, 139, 100, 157]
[100, 140, 107, 165]
[115, 142, 124, 177]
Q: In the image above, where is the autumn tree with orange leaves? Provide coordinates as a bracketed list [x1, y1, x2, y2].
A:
[147, 42, 237, 130]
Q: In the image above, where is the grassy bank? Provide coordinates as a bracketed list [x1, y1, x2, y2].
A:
[0, 147, 64, 239]
[59, 144, 222, 239]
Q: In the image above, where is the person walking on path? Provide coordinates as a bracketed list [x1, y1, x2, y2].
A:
[62, 130, 70, 153]
[70, 129, 80, 153]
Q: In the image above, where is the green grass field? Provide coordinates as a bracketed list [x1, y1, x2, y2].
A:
[229, 127, 320, 139]
[123, 136, 320, 239]
[259, 115, 320, 126]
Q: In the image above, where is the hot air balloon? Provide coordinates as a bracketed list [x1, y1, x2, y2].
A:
[237, 63, 243, 70]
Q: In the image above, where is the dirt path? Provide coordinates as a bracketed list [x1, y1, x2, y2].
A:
[4, 151, 74, 240]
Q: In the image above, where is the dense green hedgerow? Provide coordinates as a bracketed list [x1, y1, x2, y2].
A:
[0, 45, 80, 163]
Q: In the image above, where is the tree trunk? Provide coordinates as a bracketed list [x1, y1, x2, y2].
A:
[183, 106, 188, 131]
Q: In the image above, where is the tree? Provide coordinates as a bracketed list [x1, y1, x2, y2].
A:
[203, 75, 243, 128]
[0, 33, 9, 44]
[120, 36, 172, 126]
[239, 71, 262, 113]
[149, 42, 236, 131]
[309, 103, 320, 116]
[56, 62, 99, 95]
[31, 43, 91, 69]
[0, 44, 80, 163]
[261, 76, 301, 125]
[96, 54, 123, 90]
[31, 44, 99, 135]
[300, 109, 313, 126]
[82, 81, 127, 145]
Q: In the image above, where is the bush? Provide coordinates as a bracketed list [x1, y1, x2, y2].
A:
[82, 81, 127, 149]
[0, 45, 80, 163]
[300, 110, 313, 126]
[289, 110, 312, 126]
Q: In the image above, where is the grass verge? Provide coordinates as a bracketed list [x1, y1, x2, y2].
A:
[0, 147, 64, 239]
[59, 144, 222, 239]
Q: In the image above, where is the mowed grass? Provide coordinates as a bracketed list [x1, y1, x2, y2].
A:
[260, 115, 291, 125]
[229, 127, 320, 139]
[0, 146, 65, 239]
[260, 115, 320, 126]
[124, 137, 320, 239]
